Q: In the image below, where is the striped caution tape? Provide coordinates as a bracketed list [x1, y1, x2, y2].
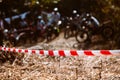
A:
[0, 46, 120, 56]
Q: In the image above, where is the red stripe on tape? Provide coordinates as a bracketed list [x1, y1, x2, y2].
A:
[32, 50, 36, 54]
[0, 47, 2, 50]
[13, 48, 16, 52]
[100, 50, 111, 55]
[4, 48, 6, 51]
[18, 49, 22, 53]
[48, 50, 54, 56]
[59, 50, 65, 56]
[70, 50, 78, 56]
[39, 50, 44, 55]
[84, 50, 94, 56]
[8, 48, 10, 52]
[25, 49, 28, 53]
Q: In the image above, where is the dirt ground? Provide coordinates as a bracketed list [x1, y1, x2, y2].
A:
[0, 33, 120, 80]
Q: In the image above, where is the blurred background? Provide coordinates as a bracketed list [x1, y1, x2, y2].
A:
[0, 0, 120, 49]
[0, 0, 120, 22]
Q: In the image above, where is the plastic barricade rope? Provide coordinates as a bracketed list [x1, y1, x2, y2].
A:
[0, 46, 120, 56]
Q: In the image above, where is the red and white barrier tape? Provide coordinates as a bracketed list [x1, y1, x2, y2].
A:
[0, 47, 120, 56]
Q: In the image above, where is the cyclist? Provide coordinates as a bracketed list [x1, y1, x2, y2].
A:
[85, 13, 100, 28]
